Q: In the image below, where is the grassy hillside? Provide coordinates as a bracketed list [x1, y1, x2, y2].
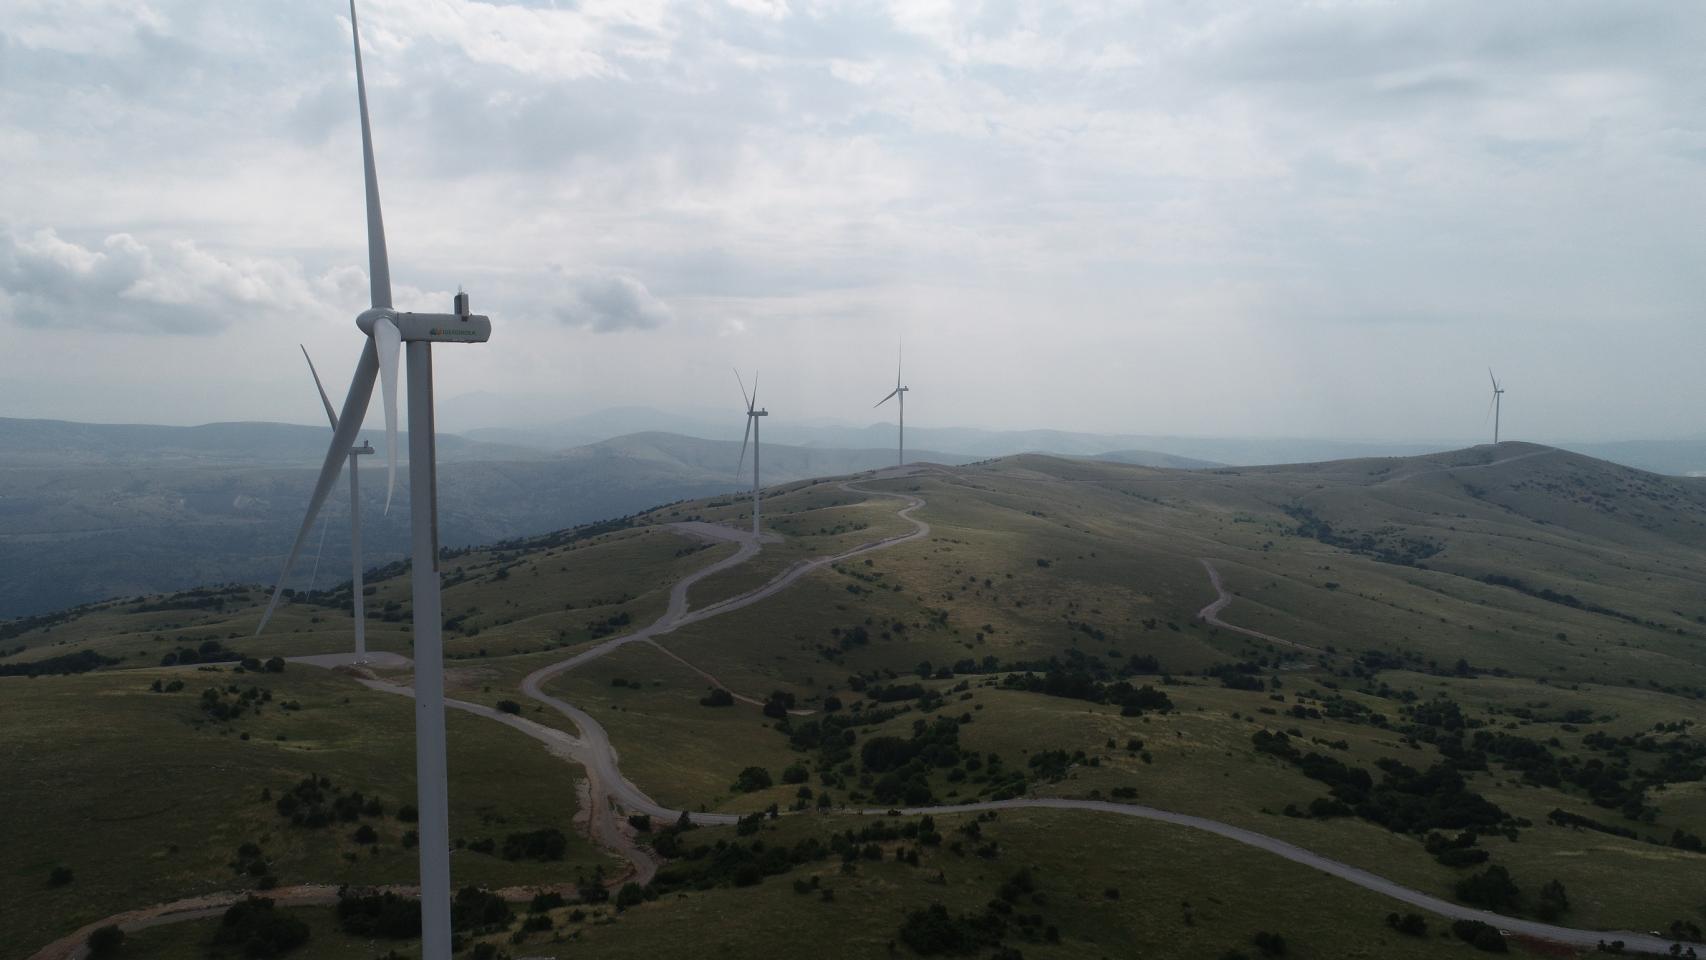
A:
[5, 443, 1705, 958]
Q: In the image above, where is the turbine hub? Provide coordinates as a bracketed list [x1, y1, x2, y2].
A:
[356, 306, 398, 335]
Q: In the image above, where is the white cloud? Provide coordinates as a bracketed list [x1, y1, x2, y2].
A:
[554, 274, 673, 333]
[0, 227, 376, 335]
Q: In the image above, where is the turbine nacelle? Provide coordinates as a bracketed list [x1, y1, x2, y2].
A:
[356, 305, 492, 343]
[351, 440, 375, 456]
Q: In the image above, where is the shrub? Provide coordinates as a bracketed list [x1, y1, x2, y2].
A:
[336, 891, 420, 939]
[48, 865, 73, 887]
[451, 886, 512, 932]
[732, 766, 773, 793]
[502, 828, 567, 861]
[699, 687, 735, 707]
[1455, 865, 1520, 911]
[528, 891, 566, 913]
[1451, 919, 1508, 952]
[616, 882, 646, 910]
[496, 700, 521, 714]
[87, 925, 125, 957]
[213, 896, 310, 957]
[1537, 878, 1570, 921]
[1385, 912, 1428, 936]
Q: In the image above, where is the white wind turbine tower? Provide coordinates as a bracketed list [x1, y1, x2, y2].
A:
[256, 4, 491, 956]
[301, 345, 375, 662]
[874, 343, 910, 467]
[1488, 368, 1506, 445]
[735, 370, 767, 537]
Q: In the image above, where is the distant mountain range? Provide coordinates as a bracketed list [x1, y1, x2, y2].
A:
[0, 420, 992, 618]
[454, 406, 1706, 476]
[3, 412, 1704, 619]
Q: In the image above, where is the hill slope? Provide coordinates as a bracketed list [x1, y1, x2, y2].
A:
[4, 444, 1705, 959]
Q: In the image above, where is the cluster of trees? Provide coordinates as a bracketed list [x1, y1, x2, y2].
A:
[159, 638, 244, 667]
[273, 776, 386, 830]
[1208, 662, 1266, 692]
[651, 821, 828, 892]
[1479, 573, 1639, 624]
[1253, 730, 1514, 835]
[586, 610, 633, 639]
[898, 865, 1054, 955]
[451, 886, 511, 934]
[213, 897, 310, 957]
[1283, 504, 1442, 566]
[130, 587, 240, 614]
[199, 684, 273, 722]
[0, 649, 117, 677]
[858, 717, 977, 805]
[998, 669, 1174, 716]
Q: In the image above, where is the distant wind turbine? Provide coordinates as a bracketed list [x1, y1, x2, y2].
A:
[735, 370, 767, 537]
[1488, 369, 1506, 445]
[301, 345, 375, 663]
[874, 342, 910, 467]
[256, 4, 492, 956]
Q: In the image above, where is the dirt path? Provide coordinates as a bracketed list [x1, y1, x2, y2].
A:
[1195, 558, 1317, 651]
[35, 470, 1687, 958]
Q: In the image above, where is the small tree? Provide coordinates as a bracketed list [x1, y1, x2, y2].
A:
[1537, 879, 1569, 921]
[731, 766, 773, 793]
[87, 925, 125, 957]
[48, 865, 73, 887]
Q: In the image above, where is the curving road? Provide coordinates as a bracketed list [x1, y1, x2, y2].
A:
[1195, 558, 1317, 651]
[32, 471, 1686, 958]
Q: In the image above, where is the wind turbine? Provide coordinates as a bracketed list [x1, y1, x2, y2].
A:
[256, 4, 491, 956]
[874, 343, 909, 467]
[735, 370, 767, 537]
[301, 345, 375, 662]
[1488, 369, 1505, 445]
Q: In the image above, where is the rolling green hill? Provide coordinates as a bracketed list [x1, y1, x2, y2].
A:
[4, 443, 1704, 959]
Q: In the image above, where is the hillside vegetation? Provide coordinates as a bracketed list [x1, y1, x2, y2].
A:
[4, 443, 1705, 959]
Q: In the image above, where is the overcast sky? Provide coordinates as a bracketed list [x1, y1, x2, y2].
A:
[2, 0, 1702, 442]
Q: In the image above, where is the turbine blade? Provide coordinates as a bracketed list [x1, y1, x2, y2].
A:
[896, 340, 903, 388]
[749, 371, 758, 409]
[874, 386, 899, 408]
[257, 343, 379, 635]
[734, 368, 751, 411]
[1488, 367, 1498, 391]
[301, 345, 339, 429]
[350, 0, 391, 309]
[737, 416, 752, 479]
[374, 316, 401, 513]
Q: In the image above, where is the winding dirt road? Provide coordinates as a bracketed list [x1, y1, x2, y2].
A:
[31, 472, 1685, 958]
[1195, 558, 1317, 651]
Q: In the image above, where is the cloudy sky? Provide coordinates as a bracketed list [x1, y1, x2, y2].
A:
[2, 0, 1702, 442]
